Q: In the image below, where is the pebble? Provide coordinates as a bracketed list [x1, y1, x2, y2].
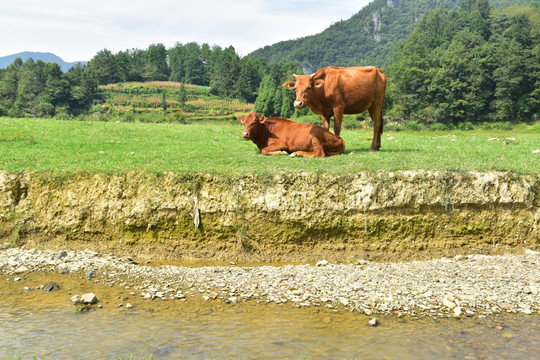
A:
[14, 265, 29, 274]
[316, 260, 329, 267]
[443, 297, 456, 309]
[368, 318, 379, 327]
[1, 248, 539, 318]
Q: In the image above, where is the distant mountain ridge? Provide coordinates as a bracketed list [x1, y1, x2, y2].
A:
[0, 52, 87, 72]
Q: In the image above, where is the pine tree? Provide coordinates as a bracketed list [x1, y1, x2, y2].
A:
[178, 80, 187, 107]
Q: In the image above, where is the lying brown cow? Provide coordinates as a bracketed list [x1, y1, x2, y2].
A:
[238, 112, 344, 158]
[283, 66, 387, 151]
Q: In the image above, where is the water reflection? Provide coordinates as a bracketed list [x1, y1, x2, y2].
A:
[1, 302, 538, 359]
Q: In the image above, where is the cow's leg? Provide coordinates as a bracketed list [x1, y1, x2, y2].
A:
[321, 115, 331, 131]
[261, 143, 288, 155]
[291, 137, 325, 158]
[368, 102, 384, 151]
[264, 150, 288, 155]
[332, 107, 344, 137]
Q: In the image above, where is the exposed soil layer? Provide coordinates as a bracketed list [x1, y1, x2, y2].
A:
[0, 170, 538, 263]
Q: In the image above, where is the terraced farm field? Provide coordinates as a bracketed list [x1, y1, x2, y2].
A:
[95, 81, 254, 122]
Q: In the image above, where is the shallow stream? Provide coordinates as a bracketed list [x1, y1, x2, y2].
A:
[1, 300, 539, 359]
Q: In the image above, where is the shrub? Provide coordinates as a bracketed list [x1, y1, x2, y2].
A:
[457, 122, 474, 131]
[405, 120, 425, 131]
[480, 121, 513, 131]
[36, 102, 55, 117]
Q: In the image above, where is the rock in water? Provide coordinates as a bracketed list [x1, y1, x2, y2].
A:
[368, 318, 380, 327]
[43, 281, 60, 292]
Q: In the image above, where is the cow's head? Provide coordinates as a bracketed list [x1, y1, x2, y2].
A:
[238, 112, 265, 140]
[283, 74, 325, 109]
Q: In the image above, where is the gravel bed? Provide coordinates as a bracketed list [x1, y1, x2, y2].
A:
[1, 245, 539, 318]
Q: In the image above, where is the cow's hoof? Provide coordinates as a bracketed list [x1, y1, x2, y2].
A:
[290, 153, 297, 157]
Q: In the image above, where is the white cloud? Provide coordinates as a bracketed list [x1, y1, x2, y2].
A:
[0, 0, 370, 62]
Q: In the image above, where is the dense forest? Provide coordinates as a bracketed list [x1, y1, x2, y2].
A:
[386, 0, 540, 125]
[0, 0, 538, 126]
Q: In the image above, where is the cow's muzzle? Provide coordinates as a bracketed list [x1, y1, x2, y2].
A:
[294, 101, 307, 109]
[242, 132, 251, 140]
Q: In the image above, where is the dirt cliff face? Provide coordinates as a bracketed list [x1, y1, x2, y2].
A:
[0, 170, 538, 263]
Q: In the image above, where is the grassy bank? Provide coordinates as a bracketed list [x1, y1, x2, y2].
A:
[1, 117, 539, 174]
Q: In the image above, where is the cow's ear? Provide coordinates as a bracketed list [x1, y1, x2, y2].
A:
[259, 116, 268, 123]
[238, 116, 245, 124]
[283, 81, 296, 89]
[314, 79, 325, 88]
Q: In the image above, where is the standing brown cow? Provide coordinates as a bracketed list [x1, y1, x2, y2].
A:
[283, 66, 387, 151]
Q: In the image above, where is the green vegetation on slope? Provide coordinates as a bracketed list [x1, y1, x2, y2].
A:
[386, 0, 540, 125]
[0, 44, 299, 119]
[1, 118, 538, 174]
[249, 0, 464, 71]
[248, 0, 537, 72]
[93, 81, 254, 123]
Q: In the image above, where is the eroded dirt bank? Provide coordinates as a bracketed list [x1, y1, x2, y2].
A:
[0, 170, 538, 262]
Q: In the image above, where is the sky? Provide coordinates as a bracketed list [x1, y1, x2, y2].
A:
[1, 0, 372, 62]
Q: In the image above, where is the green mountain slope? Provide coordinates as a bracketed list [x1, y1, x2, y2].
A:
[249, 0, 533, 73]
[249, 0, 461, 72]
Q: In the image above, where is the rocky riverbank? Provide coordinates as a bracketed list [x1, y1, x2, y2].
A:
[1, 246, 539, 318]
[1, 170, 538, 263]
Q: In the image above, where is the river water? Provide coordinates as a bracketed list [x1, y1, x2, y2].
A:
[1, 300, 538, 360]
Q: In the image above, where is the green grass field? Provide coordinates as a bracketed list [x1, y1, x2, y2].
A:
[1, 117, 539, 174]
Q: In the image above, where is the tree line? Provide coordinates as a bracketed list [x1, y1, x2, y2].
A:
[0, 42, 302, 118]
[0, 59, 97, 117]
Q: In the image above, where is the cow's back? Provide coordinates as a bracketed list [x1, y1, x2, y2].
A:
[315, 66, 387, 114]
